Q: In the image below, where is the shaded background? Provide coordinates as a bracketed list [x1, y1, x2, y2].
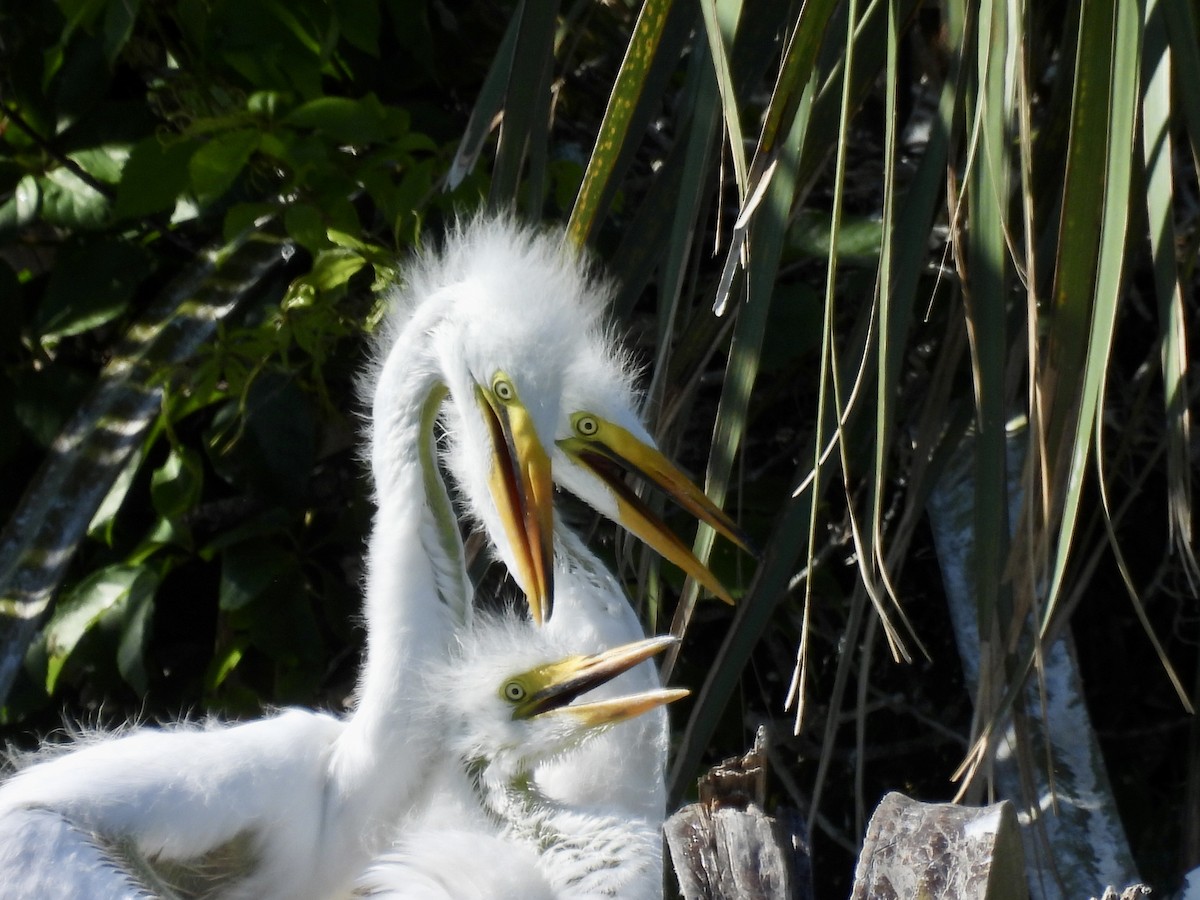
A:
[1, 0, 1198, 894]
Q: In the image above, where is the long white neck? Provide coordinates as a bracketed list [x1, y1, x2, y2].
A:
[538, 529, 668, 823]
[323, 297, 468, 868]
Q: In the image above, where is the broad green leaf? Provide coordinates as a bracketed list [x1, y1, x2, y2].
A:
[38, 167, 111, 229]
[0, 175, 41, 234]
[284, 94, 403, 144]
[102, 0, 141, 63]
[43, 564, 157, 694]
[69, 146, 128, 185]
[116, 575, 155, 695]
[335, 1, 381, 56]
[189, 130, 260, 205]
[10, 365, 93, 448]
[207, 372, 316, 505]
[223, 202, 281, 242]
[219, 539, 293, 611]
[38, 239, 154, 340]
[59, 0, 107, 36]
[284, 203, 333, 252]
[113, 136, 199, 220]
[151, 445, 204, 521]
[88, 441, 149, 544]
[292, 247, 366, 293]
[198, 509, 294, 562]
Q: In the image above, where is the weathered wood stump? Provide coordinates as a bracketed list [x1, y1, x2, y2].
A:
[850, 792, 1027, 900]
[665, 727, 812, 900]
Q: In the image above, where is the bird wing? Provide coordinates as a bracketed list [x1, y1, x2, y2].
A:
[0, 709, 344, 899]
[0, 806, 160, 900]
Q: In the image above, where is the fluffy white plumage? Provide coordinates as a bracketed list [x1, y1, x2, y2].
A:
[363, 214, 613, 619]
[0, 216, 595, 899]
[0, 806, 160, 900]
[539, 339, 670, 825]
[358, 216, 746, 898]
[355, 610, 678, 900]
[0, 215, 740, 899]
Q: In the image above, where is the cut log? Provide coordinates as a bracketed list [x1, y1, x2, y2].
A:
[851, 792, 1027, 900]
[665, 727, 812, 900]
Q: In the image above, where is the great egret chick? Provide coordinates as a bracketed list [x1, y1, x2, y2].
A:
[355, 613, 686, 899]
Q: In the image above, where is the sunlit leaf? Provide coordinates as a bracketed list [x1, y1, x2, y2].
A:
[39, 167, 111, 229]
[284, 94, 405, 145]
[567, 0, 673, 246]
[116, 581, 154, 695]
[43, 564, 158, 694]
[151, 445, 205, 521]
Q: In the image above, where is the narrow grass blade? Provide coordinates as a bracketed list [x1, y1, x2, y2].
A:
[489, 0, 560, 209]
[698, 0, 748, 200]
[711, 0, 840, 315]
[1142, 0, 1199, 588]
[447, 11, 521, 190]
[661, 77, 809, 678]
[962, 0, 1014, 717]
[1163, 0, 1200, 179]
[666, 93, 810, 794]
[1041, 0, 1139, 635]
[566, 0, 675, 247]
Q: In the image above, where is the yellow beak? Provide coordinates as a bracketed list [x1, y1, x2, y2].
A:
[513, 634, 688, 724]
[476, 384, 556, 625]
[558, 416, 755, 605]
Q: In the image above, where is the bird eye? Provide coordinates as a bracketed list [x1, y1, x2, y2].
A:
[493, 377, 515, 402]
[502, 681, 526, 702]
[575, 415, 599, 437]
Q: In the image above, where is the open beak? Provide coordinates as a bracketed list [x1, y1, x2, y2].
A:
[558, 417, 755, 605]
[476, 384, 556, 625]
[513, 634, 689, 725]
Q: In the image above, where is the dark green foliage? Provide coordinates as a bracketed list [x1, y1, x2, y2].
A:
[0, 0, 489, 728]
[3, 0, 1200, 894]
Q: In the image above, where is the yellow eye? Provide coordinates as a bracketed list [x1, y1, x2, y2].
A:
[575, 415, 599, 437]
[493, 377, 515, 402]
[502, 681, 526, 702]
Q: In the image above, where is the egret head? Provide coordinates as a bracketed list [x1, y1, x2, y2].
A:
[438, 614, 686, 784]
[372, 216, 616, 623]
[553, 337, 756, 605]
